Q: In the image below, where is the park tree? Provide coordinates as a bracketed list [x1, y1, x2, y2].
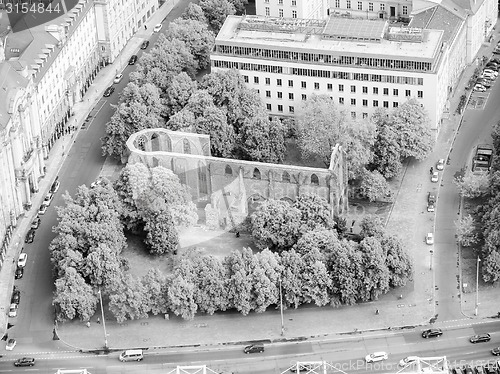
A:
[482, 250, 500, 283]
[199, 0, 236, 32]
[193, 104, 235, 157]
[168, 259, 198, 320]
[280, 249, 306, 309]
[454, 169, 489, 198]
[165, 19, 215, 71]
[456, 214, 479, 247]
[296, 95, 376, 178]
[53, 267, 98, 321]
[358, 170, 390, 202]
[380, 235, 413, 287]
[357, 237, 390, 300]
[250, 199, 302, 252]
[293, 229, 339, 256]
[143, 206, 179, 255]
[391, 98, 434, 160]
[229, 0, 249, 13]
[141, 268, 169, 315]
[225, 248, 257, 315]
[293, 194, 335, 235]
[192, 254, 229, 314]
[300, 249, 331, 306]
[82, 243, 123, 289]
[163, 72, 198, 118]
[108, 274, 149, 322]
[254, 249, 282, 309]
[166, 108, 196, 131]
[359, 215, 385, 239]
[182, 2, 208, 23]
[236, 116, 286, 163]
[101, 83, 163, 161]
[369, 109, 403, 179]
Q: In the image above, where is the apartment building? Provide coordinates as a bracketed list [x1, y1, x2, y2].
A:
[0, 0, 159, 267]
[211, 15, 449, 128]
[256, 0, 328, 19]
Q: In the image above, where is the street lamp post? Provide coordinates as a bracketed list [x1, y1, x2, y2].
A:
[279, 277, 284, 336]
[98, 288, 108, 349]
[475, 257, 481, 316]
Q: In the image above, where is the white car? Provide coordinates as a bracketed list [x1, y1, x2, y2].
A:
[474, 84, 487, 92]
[153, 24, 162, 32]
[483, 68, 498, 77]
[38, 204, 47, 215]
[436, 159, 445, 171]
[431, 171, 439, 182]
[426, 233, 434, 245]
[365, 352, 388, 363]
[18, 253, 28, 268]
[8, 303, 18, 318]
[399, 356, 418, 367]
[6, 338, 16, 351]
[113, 74, 123, 84]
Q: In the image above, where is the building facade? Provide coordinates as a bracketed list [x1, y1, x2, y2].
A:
[211, 15, 448, 130]
[256, 0, 328, 19]
[0, 0, 160, 268]
[126, 129, 349, 228]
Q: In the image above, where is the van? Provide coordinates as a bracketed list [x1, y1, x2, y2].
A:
[119, 349, 144, 362]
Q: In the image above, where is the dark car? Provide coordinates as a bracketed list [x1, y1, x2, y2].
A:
[11, 289, 20, 304]
[141, 40, 149, 49]
[486, 64, 499, 71]
[25, 229, 35, 243]
[492, 347, 500, 356]
[14, 358, 35, 367]
[243, 344, 264, 354]
[50, 177, 60, 193]
[422, 328, 443, 338]
[30, 217, 41, 230]
[128, 55, 138, 65]
[290, 364, 314, 372]
[103, 86, 115, 97]
[15, 266, 24, 279]
[470, 333, 491, 343]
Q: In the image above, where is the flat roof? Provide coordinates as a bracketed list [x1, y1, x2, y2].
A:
[216, 15, 444, 62]
[323, 17, 387, 40]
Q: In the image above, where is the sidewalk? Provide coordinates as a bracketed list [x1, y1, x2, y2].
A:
[0, 0, 184, 341]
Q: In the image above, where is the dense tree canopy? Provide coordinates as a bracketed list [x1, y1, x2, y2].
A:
[199, 0, 236, 32]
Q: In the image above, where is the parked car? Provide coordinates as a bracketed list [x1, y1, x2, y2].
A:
[153, 24, 163, 32]
[15, 266, 24, 279]
[25, 229, 35, 243]
[141, 40, 149, 49]
[90, 179, 103, 188]
[476, 79, 492, 88]
[493, 47, 500, 55]
[18, 253, 28, 268]
[436, 159, 445, 170]
[474, 84, 487, 92]
[427, 192, 436, 212]
[11, 289, 20, 304]
[470, 333, 491, 343]
[399, 356, 418, 367]
[103, 86, 115, 97]
[38, 204, 47, 215]
[290, 364, 315, 372]
[492, 347, 500, 356]
[485, 63, 499, 71]
[42, 192, 53, 207]
[480, 72, 496, 80]
[113, 73, 123, 84]
[14, 358, 35, 367]
[6, 338, 16, 350]
[365, 352, 388, 363]
[483, 68, 498, 76]
[431, 171, 439, 182]
[422, 328, 443, 338]
[243, 344, 264, 354]
[426, 233, 434, 245]
[128, 55, 138, 65]
[8, 303, 18, 317]
[30, 217, 41, 230]
[50, 177, 60, 193]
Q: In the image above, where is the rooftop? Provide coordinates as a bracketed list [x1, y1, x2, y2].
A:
[216, 15, 444, 62]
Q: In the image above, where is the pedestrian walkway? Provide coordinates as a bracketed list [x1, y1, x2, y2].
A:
[0, 0, 183, 341]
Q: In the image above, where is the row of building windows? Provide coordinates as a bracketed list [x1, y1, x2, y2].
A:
[226, 164, 320, 185]
[265, 98, 407, 113]
[262, 88, 423, 99]
[264, 0, 297, 5]
[332, 0, 407, 14]
[264, 7, 298, 17]
[213, 60, 424, 86]
[214, 45, 434, 72]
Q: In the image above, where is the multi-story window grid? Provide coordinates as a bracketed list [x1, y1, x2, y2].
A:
[277, 78, 282, 86]
[213, 46, 433, 73]
[254, 76, 259, 84]
[362, 86, 368, 93]
[289, 92, 294, 100]
[301, 81, 307, 88]
[358, 1, 362, 10]
[351, 85, 356, 93]
[314, 82, 320, 89]
[373, 100, 378, 107]
[279, 8, 283, 17]
[244, 75, 249, 83]
[339, 84, 344, 92]
[347, 0, 351, 8]
[291, 0, 296, 5]
[393, 102, 398, 107]
[380, 3, 385, 10]
[369, 2, 373, 11]
[265, 77, 271, 85]
[302, 94, 307, 100]
[351, 98, 356, 106]
[362, 99, 368, 106]
[327, 83, 333, 91]
[267, 103, 272, 110]
[339, 97, 344, 104]
[288, 79, 293, 87]
[277, 92, 283, 99]
[289, 106, 295, 113]
[383, 87, 389, 95]
[383, 101, 389, 107]
[402, 5, 408, 15]
[418, 90, 423, 98]
[292, 10, 297, 18]
[278, 104, 283, 112]
[373, 87, 378, 94]
[265, 7, 270, 15]
[266, 90, 271, 97]
[393, 88, 398, 96]
[406, 89, 411, 97]
[278, 0, 283, 4]
[335, 0, 340, 7]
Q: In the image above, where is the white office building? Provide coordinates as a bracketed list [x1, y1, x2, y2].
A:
[256, 0, 329, 19]
[211, 15, 449, 130]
